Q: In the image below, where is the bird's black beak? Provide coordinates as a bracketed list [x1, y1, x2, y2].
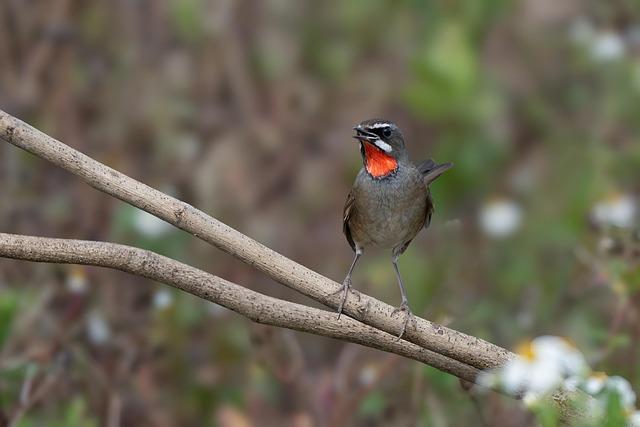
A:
[353, 126, 377, 142]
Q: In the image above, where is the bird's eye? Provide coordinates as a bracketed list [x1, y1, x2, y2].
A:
[382, 128, 392, 138]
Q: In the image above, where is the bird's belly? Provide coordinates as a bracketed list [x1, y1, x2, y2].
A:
[350, 184, 427, 249]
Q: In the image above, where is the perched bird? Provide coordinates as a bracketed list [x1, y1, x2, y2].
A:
[334, 119, 452, 338]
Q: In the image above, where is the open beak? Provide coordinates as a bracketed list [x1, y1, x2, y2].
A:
[352, 126, 377, 142]
[352, 125, 393, 153]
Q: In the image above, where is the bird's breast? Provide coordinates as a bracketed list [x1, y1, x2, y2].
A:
[349, 167, 428, 248]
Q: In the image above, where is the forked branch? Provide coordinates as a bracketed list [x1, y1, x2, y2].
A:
[0, 109, 596, 424]
[0, 109, 514, 372]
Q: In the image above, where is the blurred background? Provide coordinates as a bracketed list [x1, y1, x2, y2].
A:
[1, 0, 639, 426]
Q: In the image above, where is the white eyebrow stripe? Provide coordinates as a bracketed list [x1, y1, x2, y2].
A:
[369, 122, 391, 129]
[373, 138, 393, 153]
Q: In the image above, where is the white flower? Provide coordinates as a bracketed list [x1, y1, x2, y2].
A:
[591, 31, 626, 62]
[563, 375, 582, 392]
[532, 336, 589, 377]
[133, 210, 172, 237]
[591, 193, 636, 228]
[153, 290, 174, 310]
[487, 336, 589, 396]
[66, 266, 88, 294]
[87, 311, 110, 345]
[609, 376, 636, 410]
[501, 356, 563, 395]
[476, 370, 498, 390]
[584, 372, 608, 395]
[479, 198, 522, 238]
[359, 365, 378, 386]
[583, 373, 637, 412]
[522, 391, 543, 408]
[598, 236, 616, 253]
[629, 410, 640, 427]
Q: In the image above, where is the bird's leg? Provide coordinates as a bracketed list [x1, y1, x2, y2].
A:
[330, 249, 362, 319]
[391, 254, 415, 339]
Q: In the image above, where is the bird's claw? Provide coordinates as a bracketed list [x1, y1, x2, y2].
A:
[329, 276, 350, 298]
[330, 276, 358, 319]
[391, 302, 415, 339]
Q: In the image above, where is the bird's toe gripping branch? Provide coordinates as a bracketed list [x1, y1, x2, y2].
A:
[329, 275, 360, 319]
[391, 302, 416, 340]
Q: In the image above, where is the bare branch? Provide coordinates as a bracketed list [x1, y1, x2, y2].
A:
[0, 110, 597, 425]
[0, 232, 479, 383]
[0, 109, 514, 371]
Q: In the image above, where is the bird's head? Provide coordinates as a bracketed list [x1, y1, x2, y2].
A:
[353, 119, 406, 178]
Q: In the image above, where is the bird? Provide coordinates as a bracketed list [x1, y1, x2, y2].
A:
[334, 118, 453, 338]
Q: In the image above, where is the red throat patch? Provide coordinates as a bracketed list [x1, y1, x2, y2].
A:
[363, 143, 398, 178]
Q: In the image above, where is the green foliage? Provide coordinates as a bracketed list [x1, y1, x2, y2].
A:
[0, 290, 19, 349]
[359, 391, 386, 417]
[0, 363, 32, 412]
[603, 392, 628, 427]
[168, 0, 204, 44]
[531, 403, 560, 427]
[111, 204, 189, 261]
[405, 21, 479, 121]
[51, 398, 99, 427]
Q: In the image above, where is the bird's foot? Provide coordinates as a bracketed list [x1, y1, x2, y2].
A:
[391, 302, 415, 339]
[329, 276, 358, 319]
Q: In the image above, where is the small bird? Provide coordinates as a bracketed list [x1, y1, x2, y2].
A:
[335, 119, 452, 338]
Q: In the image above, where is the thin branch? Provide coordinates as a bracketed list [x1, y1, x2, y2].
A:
[0, 109, 514, 371]
[0, 232, 479, 383]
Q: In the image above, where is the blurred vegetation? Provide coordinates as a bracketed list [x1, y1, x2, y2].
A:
[1, 0, 639, 426]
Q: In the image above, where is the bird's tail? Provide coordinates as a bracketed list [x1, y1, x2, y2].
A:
[417, 159, 453, 185]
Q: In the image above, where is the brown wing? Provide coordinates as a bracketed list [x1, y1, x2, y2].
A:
[424, 190, 434, 229]
[417, 159, 452, 229]
[417, 159, 453, 185]
[395, 190, 434, 256]
[342, 189, 356, 252]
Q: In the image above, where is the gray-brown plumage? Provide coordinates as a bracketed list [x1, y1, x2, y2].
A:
[335, 119, 452, 338]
